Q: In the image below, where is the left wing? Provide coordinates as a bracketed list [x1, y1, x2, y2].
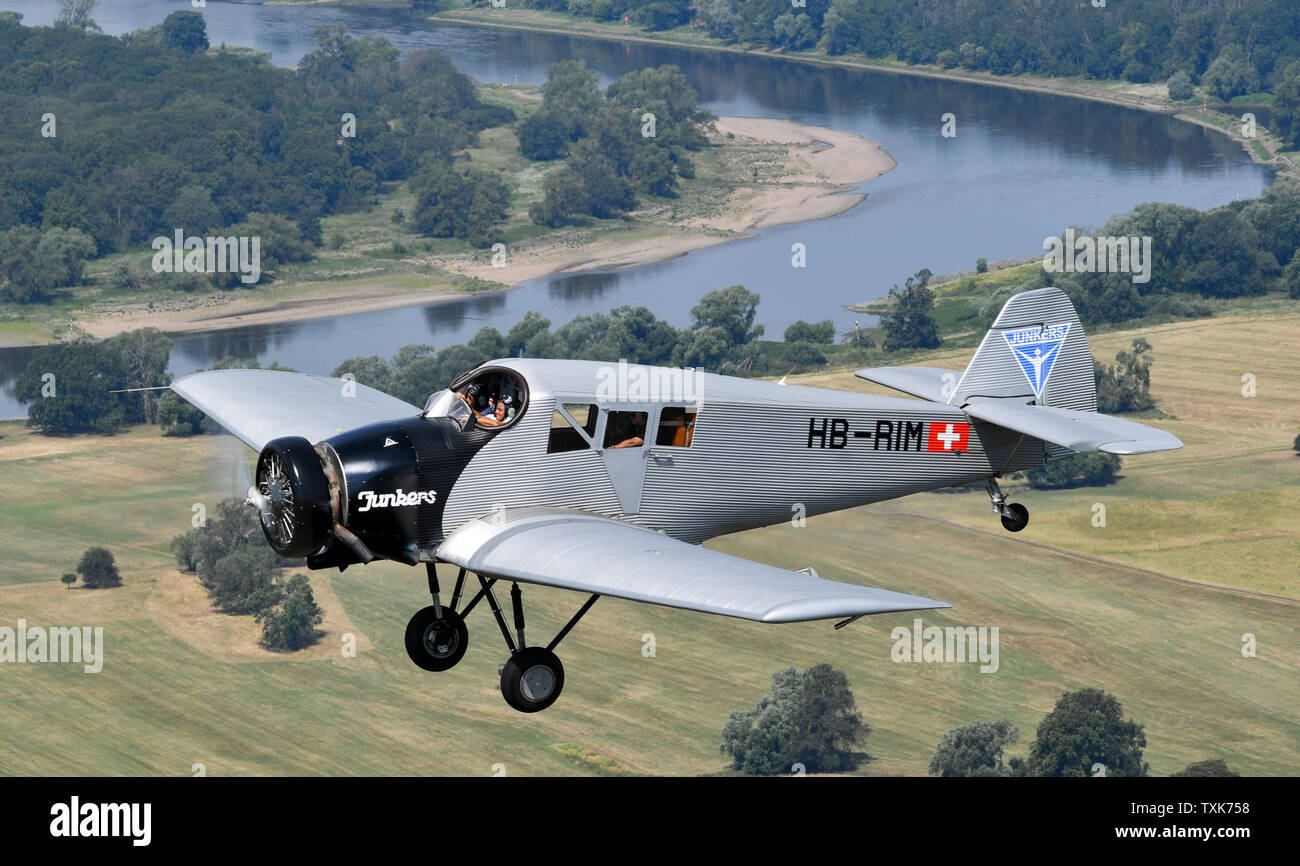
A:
[171, 369, 420, 451]
[438, 509, 948, 623]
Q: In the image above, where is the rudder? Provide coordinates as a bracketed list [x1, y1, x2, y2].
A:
[950, 287, 1096, 412]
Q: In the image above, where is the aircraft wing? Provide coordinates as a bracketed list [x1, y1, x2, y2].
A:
[964, 398, 1183, 455]
[171, 369, 420, 451]
[437, 509, 949, 623]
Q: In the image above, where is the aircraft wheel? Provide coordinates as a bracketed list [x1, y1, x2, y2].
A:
[1000, 503, 1029, 532]
[404, 606, 468, 672]
[500, 647, 565, 713]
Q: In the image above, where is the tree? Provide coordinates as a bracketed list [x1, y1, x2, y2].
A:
[412, 165, 510, 245]
[1095, 338, 1155, 413]
[975, 257, 988, 273]
[1294, 432, 1300, 455]
[689, 284, 763, 347]
[784, 342, 827, 367]
[1273, 61, 1300, 148]
[0, 226, 97, 303]
[257, 574, 325, 651]
[206, 546, 282, 614]
[879, 268, 941, 351]
[720, 664, 866, 775]
[161, 11, 209, 54]
[1172, 758, 1238, 777]
[14, 341, 130, 434]
[107, 328, 173, 425]
[1166, 70, 1193, 100]
[56, 0, 99, 32]
[1201, 45, 1259, 101]
[77, 547, 121, 589]
[929, 720, 1020, 777]
[784, 319, 835, 344]
[1028, 688, 1148, 777]
[61, 573, 77, 590]
[1027, 452, 1122, 489]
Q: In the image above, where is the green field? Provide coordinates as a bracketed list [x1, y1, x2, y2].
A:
[0, 310, 1297, 776]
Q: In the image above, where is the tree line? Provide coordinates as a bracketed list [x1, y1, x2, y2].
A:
[720, 666, 1238, 776]
[521, 0, 1300, 97]
[0, 13, 511, 299]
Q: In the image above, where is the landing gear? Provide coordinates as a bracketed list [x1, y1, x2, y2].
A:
[1000, 502, 1029, 533]
[475, 574, 598, 713]
[404, 564, 469, 671]
[500, 647, 565, 713]
[986, 479, 1029, 533]
[403, 564, 598, 713]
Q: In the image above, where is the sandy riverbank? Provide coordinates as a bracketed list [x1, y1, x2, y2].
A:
[59, 116, 893, 342]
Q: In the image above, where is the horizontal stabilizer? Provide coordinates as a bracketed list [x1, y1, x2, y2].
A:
[965, 399, 1182, 455]
[854, 366, 957, 403]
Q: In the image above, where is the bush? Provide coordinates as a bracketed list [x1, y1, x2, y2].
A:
[929, 720, 1019, 777]
[975, 257, 988, 273]
[1167, 70, 1194, 101]
[1027, 452, 1121, 489]
[77, 547, 122, 588]
[720, 664, 866, 775]
[783, 319, 835, 344]
[784, 341, 827, 367]
[1171, 758, 1238, 777]
[257, 574, 325, 651]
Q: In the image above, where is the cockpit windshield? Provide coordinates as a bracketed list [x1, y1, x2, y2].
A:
[424, 367, 529, 432]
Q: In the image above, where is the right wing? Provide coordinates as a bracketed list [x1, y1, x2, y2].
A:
[171, 369, 420, 451]
[438, 509, 948, 623]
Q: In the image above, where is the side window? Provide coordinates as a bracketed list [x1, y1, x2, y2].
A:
[655, 408, 698, 447]
[564, 403, 598, 438]
[547, 403, 598, 454]
[603, 410, 648, 449]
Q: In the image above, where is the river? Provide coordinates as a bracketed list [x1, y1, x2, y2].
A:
[0, 0, 1274, 416]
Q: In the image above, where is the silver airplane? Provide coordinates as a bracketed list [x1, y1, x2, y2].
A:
[167, 287, 1181, 712]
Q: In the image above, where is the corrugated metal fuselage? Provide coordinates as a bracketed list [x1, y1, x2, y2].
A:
[439, 386, 1045, 547]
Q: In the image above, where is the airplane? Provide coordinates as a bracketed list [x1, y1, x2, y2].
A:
[165, 287, 1182, 713]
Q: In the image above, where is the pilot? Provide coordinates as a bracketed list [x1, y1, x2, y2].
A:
[475, 400, 509, 428]
[609, 411, 646, 448]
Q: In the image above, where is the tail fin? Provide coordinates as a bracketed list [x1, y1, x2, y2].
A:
[949, 287, 1095, 411]
[856, 286, 1182, 455]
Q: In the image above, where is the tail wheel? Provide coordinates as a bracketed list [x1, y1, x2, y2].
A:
[254, 437, 332, 557]
[1000, 502, 1029, 532]
[500, 647, 565, 713]
[404, 606, 469, 672]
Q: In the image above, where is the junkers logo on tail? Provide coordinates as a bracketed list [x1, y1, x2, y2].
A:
[1002, 323, 1070, 399]
[357, 489, 437, 512]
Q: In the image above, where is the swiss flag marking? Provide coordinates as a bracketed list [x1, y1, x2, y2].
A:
[927, 421, 970, 453]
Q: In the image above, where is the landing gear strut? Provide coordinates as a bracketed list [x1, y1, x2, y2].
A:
[404, 564, 469, 671]
[403, 564, 599, 713]
[986, 479, 1029, 532]
[476, 575, 598, 713]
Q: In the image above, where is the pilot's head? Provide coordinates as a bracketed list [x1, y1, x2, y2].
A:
[495, 402, 507, 420]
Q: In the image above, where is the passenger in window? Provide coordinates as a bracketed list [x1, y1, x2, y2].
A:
[607, 411, 647, 448]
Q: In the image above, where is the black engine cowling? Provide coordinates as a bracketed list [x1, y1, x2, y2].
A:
[253, 436, 333, 557]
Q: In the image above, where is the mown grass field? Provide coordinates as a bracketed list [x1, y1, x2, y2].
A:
[0, 310, 1296, 776]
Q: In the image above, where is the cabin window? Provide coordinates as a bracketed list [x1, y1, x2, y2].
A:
[655, 408, 698, 447]
[603, 410, 648, 449]
[547, 403, 598, 454]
